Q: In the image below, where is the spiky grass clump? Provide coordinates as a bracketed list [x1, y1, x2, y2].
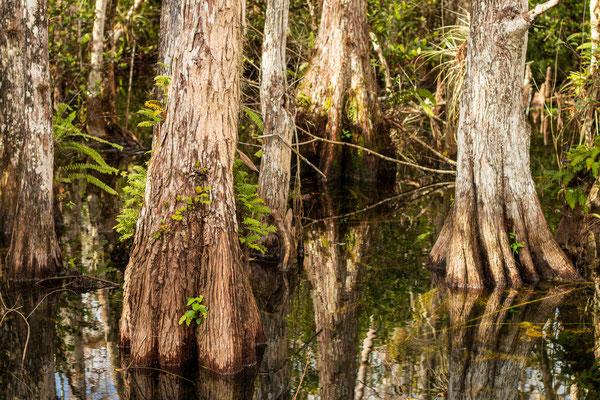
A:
[424, 14, 470, 127]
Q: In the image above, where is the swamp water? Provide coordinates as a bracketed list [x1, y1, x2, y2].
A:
[1, 184, 599, 399]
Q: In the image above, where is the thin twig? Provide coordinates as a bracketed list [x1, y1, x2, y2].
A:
[36, 274, 120, 287]
[297, 126, 456, 175]
[292, 350, 311, 400]
[388, 119, 457, 166]
[303, 182, 454, 226]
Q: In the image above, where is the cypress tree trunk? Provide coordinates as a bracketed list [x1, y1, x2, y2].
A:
[3, 0, 61, 279]
[119, 0, 265, 373]
[429, 0, 581, 288]
[258, 0, 294, 217]
[296, 0, 387, 181]
[0, 0, 25, 240]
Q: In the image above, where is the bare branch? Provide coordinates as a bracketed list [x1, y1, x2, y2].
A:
[505, 0, 560, 36]
[297, 126, 457, 175]
[523, 0, 561, 24]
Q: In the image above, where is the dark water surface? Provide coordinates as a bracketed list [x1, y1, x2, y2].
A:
[1, 184, 599, 399]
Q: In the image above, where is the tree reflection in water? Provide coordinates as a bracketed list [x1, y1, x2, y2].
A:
[0, 286, 58, 400]
[303, 185, 372, 400]
[4, 189, 600, 399]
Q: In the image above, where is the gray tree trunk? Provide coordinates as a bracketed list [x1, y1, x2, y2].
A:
[3, 0, 61, 279]
[429, 0, 581, 288]
[86, 0, 108, 139]
[0, 0, 25, 240]
[258, 0, 294, 217]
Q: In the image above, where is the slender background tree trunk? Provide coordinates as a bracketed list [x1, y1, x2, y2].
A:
[86, 0, 108, 139]
[258, 0, 294, 217]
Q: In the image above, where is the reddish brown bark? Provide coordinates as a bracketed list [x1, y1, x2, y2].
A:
[296, 0, 389, 181]
[119, 0, 265, 373]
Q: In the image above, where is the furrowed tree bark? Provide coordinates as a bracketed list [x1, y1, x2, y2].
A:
[119, 0, 265, 373]
[257, 0, 295, 269]
[296, 0, 389, 181]
[582, 0, 600, 146]
[258, 0, 294, 217]
[4, 0, 62, 279]
[0, 0, 25, 241]
[428, 0, 581, 289]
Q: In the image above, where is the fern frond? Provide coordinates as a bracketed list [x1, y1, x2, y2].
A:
[66, 172, 117, 195]
[61, 162, 118, 175]
[65, 132, 123, 150]
[243, 107, 264, 132]
[59, 141, 110, 168]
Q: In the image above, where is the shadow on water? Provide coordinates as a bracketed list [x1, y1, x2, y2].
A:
[2, 186, 600, 399]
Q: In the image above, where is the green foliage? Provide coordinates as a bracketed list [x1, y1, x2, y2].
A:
[171, 186, 212, 221]
[137, 74, 171, 128]
[423, 20, 468, 123]
[178, 296, 208, 327]
[114, 164, 147, 241]
[546, 141, 600, 212]
[53, 103, 122, 195]
[243, 107, 263, 132]
[509, 233, 524, 255]
[234, 159, 277, 254]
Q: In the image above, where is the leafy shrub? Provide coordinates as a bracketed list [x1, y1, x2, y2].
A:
[546, 140, 600, 212]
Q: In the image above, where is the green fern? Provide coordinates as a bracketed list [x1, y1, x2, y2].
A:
[114, 165, 147, 241]
[137, 73, 171, 128]
[53, 103, 121, 194]
[234, 159, 276, 254]
[243, 107, 264, 132]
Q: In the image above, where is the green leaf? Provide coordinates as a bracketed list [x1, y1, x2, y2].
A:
[565, 189, 577, 209]
[178, 316, 186, 325]
[243, 108, 263, 131]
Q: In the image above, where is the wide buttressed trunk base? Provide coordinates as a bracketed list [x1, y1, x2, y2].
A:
[428, 0, 581, 289]
[295, 0, 391, 182]
[119, 0, 265, 374]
